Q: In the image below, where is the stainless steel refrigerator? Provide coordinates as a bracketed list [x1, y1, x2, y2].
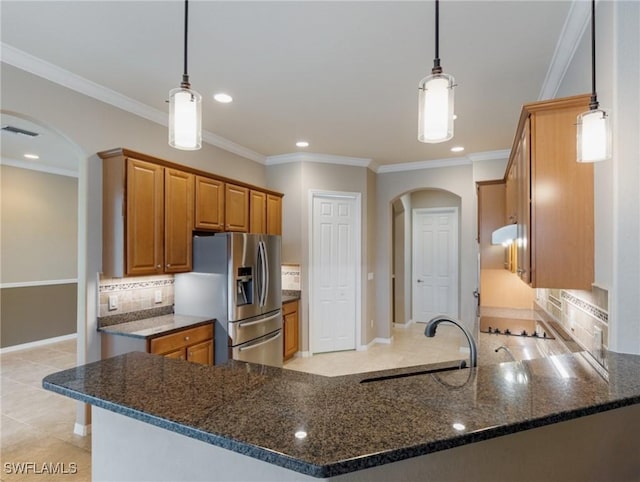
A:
[174, 233, 283, 367]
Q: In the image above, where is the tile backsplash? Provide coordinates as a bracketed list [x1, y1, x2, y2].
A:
[98, 274, 174, 318]
[536, 285, 609, 368]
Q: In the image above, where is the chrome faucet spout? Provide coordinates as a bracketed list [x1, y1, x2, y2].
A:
[495, 345, 516, 361]
[424, 315, 478, 368]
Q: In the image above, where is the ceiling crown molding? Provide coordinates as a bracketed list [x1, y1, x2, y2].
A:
[266, 152, 372, 168]
[1, 43, 266, 164]
[1, 157, 78, 178]
[538, 0, 591, 100]
[377, 157, 470, 174]
[467, 149, 511, 163]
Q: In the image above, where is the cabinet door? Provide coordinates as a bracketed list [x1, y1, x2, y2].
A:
[187, 339, 213, 365]
[225, 183, 249, 232]
[505, 163, 517, 225]
[195, 176, 225, 231]
[266, 194, 282, 235]
[250, 190, 267, 234]
[283, 301, 299, 361]
[516, 117, 531, 284]
[164, 168, 194, 273]
[164, 349, 186, 361]
[126, 158, 164, 275]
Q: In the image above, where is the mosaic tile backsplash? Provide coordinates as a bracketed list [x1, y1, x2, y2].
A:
[536, 285, 609, 368]
[98, 275, 174, 318]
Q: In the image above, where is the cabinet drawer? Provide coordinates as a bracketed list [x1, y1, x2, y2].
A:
[149, 324, 213, 355]
[283, 300, 298, 316]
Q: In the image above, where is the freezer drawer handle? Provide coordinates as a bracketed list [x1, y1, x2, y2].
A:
[238, 331, 281, 352]
[238, 312, 280, 328]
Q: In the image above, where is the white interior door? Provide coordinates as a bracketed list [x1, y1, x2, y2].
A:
[412, 208, 458, 322]
[310, 193, 359, 353]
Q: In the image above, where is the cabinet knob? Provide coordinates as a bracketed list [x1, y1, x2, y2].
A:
[166, 264, 171, 268]
[184, 336, 190, 341]
[156, 264, 161, 269]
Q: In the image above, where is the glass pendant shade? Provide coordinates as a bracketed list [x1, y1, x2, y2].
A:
[418, 72, 455, 143]
[576, 108, 611, 162]
[169, 86, 202, 150]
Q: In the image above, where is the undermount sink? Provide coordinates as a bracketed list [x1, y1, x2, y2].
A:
[359, 360, 468, 384]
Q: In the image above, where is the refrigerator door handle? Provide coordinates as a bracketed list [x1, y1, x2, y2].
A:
[263, 240, 270, 306]
[238, 331, 281, 352]
[238, 312, 280, 328]
[258, 241, 267, 307]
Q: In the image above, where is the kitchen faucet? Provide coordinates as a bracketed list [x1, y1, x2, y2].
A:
[424, 315, 478, 368]
[495, 345, 517, 361]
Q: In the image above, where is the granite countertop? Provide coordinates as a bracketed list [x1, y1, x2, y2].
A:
[282, 290, 301, 303]
[43, 350, 640, 478]
[98, 314, 214, 339]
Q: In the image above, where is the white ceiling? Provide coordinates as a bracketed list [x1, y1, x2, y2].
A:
[1, 1, 583, 171]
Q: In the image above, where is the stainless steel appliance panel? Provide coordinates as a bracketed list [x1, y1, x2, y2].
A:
[232, 330, 283, 367]
[228, 310, 282, 346]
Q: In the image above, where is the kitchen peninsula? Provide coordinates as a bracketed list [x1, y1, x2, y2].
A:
[43, 350, 640, 481]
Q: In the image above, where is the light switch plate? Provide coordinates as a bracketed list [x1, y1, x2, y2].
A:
[154, 290, 162, 304]
[108, 295, 118, 311]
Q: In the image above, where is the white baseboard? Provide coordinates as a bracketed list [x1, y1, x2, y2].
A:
[393, 319, 415, 329]
[298, 351, 312, 358]
[0, 333, 77, 354]
[374, 337, 393, 345]
[74, 422, 91, 437]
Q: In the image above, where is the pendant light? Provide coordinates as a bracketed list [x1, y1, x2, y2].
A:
[576, 0, 611, 162]
[169, 0, 202, 151]
[418, 0, 456, 144]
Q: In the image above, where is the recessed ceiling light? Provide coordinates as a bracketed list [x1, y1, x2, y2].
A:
[213, 93, 233, 103]
[451, 146, 464, 153]
[24, 153, 40, 160]
[296, 141, 309, 148]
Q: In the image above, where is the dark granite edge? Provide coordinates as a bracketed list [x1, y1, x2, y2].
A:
[98, 305, 174, 328]
[42, 370, 640, 478]
[98, 319, 213, 340]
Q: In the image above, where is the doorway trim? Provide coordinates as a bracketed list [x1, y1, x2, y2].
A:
[308, 190, 362, 354]
[411, 207, 459, 322]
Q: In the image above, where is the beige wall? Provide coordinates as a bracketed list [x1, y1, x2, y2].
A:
[1, 165, 78, 283]
[267, 161, 375, 350]
[376, 164, 477, 338]
[554, 1, 640, 354]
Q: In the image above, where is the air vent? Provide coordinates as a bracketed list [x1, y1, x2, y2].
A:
[1, 125, 40, 137]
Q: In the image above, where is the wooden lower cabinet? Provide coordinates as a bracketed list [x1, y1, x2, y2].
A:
[148, 324, 214, 365]
[283, 300, 299, 361]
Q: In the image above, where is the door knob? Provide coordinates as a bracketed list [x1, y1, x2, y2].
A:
[417, 279, 424, 283]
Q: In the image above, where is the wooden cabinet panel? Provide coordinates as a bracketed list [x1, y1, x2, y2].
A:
[126, 158, 164, 276]
[477, 181, 506, 270]
[164, 349, 186, 361]
[195, 176, 225, 231]
[283, 301, 299, 361]
[149, 324, 213, 356]
[505, 94, 593, 289]
[266, 194, 282, 235]
[164, 169, 194, 273]
[187, 339, 213, 365]
[505, 162, 517, 225]
[225, 183, 249, 232]
[250, 190, 267, 234]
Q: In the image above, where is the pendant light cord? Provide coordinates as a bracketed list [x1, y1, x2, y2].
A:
[589, 0, 598, 110]
[181, 0, 190, 88]
[432, 0, 442, 74]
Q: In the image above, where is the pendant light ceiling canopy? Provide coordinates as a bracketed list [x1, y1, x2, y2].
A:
[576, 0, 611, 163]
[418, 0, 456, 144]
[169, 0, 202, 151]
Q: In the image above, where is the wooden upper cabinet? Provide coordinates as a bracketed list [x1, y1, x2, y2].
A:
[225, 183, 249, 232]
[194, 176, 225, 231]
[164, 168, 194, 273]
[250, 190, 267, 234]
[506, 94, 594, 290]
[126, 158, 164, 276]
[505, 162, 518, 225]
[266, 194, 283, 235]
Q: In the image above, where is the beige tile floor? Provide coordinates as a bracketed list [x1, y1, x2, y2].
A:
[0, 339, 91, 482]
[0, 322, 568, 482]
